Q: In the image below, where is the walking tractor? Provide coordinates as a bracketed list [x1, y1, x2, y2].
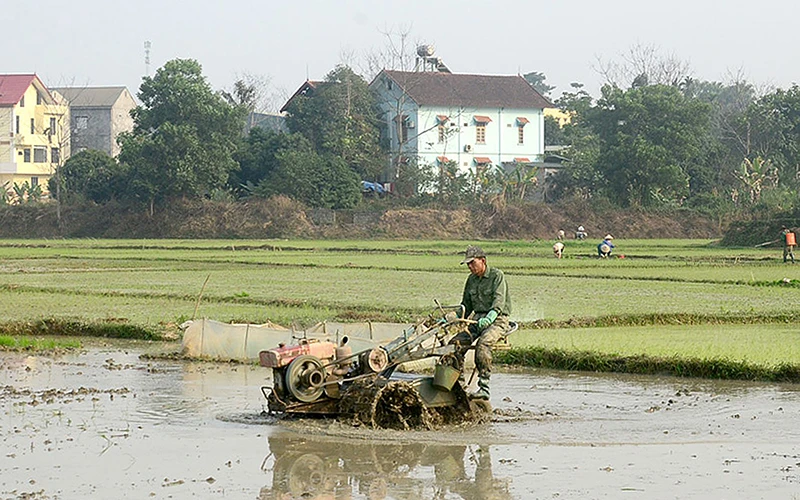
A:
[259, 303, 517, 429]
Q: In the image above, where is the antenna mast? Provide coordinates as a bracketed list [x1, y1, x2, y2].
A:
[144, 41, 152, 76]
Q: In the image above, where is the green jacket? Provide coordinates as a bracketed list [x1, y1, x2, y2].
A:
[461, 266, 512, 317]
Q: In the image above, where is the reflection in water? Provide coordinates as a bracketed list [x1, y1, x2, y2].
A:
[258, 432, 510, 500]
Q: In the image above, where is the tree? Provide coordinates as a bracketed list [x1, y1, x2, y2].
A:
[221, 79, 258, 113]
[679, 77, 759, 202]
[544, 116, 566, 146]
[523, 71, 555, 97]
[594, 43, 693, 89]
[588, 84, 711, 206]
[556, 82, 594, 118]
[256, 150, 361, 209]
[230, 128, 314, 195]
[222, 73, 287, 115]
[743, 85, 800, 187]
[117, 59, 247, 213]
[545, 83, 601, 201]
[284, 65, 384, 180]
[52, 149, 122, 203]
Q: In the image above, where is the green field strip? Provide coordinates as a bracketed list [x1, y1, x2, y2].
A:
[502, 323, 800, 381]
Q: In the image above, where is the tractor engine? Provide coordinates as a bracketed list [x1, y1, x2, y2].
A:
[259, 337, 388, 413]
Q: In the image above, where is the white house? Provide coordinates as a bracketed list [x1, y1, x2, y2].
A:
[370, 70, 552, 181]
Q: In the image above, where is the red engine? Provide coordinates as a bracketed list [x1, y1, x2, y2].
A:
[259, 339, 337, 369]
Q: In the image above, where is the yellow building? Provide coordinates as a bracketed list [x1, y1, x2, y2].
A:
[0, 74, 70, 197]
[543, 107, 572, 127]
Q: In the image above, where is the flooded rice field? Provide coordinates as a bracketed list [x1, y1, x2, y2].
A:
[1, 341, 799, 500]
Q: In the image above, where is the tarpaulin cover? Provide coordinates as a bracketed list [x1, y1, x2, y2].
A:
[181, 319, 413, 361]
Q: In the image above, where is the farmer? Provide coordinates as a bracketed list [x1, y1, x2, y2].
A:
[449, 246, 512, 401]
[557, 229, 566, 241]
[597, 234, 614, 258]
[553, 241, 565, 259]
[576, 225, 587, 240]
[782, 226, 796, 263]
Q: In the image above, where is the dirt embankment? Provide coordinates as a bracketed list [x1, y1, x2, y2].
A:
[0, 196, 723, 240]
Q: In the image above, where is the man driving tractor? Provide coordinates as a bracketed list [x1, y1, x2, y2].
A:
[448, 246, 512, 401]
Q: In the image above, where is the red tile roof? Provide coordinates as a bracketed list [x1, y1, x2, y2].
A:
[377, 70, 552, 109]
[0, 74, 37, 106]
[474, 157, 492, 164]
[437, 156, 450, 163]
[473, 115, 492, 123]
[516, 117, 529, 124]
[514, 157, 531, 163]
[280, 80, 323, 113]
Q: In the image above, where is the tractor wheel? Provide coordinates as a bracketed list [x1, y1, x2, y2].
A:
[285, 355, 325, 403]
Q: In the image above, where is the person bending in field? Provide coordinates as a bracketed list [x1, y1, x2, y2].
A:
[782, 226, 796, 263]
[553, 241, 564, 259]
[597, 234, 614, 258]
[448, 246, 512, 401]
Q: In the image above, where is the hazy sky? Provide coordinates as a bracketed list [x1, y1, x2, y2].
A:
[4, 0, 797, 108]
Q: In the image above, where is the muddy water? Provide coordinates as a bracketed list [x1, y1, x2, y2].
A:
[1, 342, 799, 500]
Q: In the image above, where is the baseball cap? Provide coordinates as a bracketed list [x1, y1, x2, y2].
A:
[461, 245, 486, 264]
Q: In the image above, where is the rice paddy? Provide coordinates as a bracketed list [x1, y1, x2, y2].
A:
[0, 238, 798, 378]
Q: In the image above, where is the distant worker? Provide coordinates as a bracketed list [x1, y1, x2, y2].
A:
[598, 234, 615, 258]
[449, 246, 512, 401]
[557, 229, 565, 241]
[576, 225, 587, 240]
[782, 226, 796, 263]
[553, 241, 564, 259]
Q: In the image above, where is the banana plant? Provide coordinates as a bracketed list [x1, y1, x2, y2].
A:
[734, 157, 778, 204]
[0, 182, 9, 205]
[12, 182, 28, 205]
[26, 183, 43, 203]
[502, 163, 539, 201]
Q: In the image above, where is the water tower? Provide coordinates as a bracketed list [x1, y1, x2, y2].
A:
[415, 44, 451, 73]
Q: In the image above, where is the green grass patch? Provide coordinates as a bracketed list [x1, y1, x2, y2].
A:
[508, 323, 800, 371]
[497, 347, 800, 383]
[522, 311, 800, 329]
[0, 335, 81, 351]
[0, 318, 164, 340]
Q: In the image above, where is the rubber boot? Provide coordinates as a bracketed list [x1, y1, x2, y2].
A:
[471, 376, 490, 400]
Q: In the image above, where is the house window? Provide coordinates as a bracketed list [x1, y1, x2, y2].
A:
[30, 118, 35, 134]
[76, 116, 89, 130]
[473, 115, 491, 145]
[476, 124, 486, 144]
[437, 115, 448, 143]
[51, 147, 60, 164]
[19, 96, 24, 107]
[23, 149, 31, 162]
[49, 117, 56, 136]
[37, 92, 42, 105]
[15, 116, 19, 134]
[396, 115, 408, 144]
[34, 147, 47, 163]
[516, 117, 529, 145]
[30, 177, 38, 187]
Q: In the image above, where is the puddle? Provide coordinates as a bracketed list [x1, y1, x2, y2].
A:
[1, 343, 799, 498]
